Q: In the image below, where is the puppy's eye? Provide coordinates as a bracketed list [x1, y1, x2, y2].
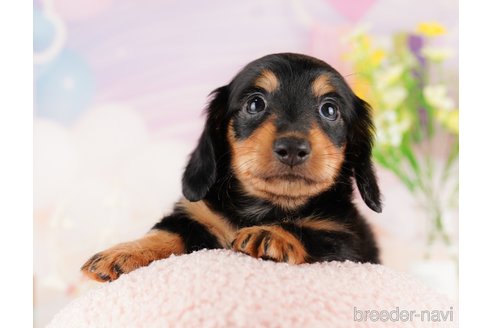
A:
[319, 101, 339, 121]
[245, 96, 267, 115]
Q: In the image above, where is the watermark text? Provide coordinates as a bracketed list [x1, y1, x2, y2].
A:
[353, 306, 454, 322]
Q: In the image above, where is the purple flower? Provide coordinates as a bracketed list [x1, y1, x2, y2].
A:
[418, 107, 428, 130]
[408, 34, 426, 66]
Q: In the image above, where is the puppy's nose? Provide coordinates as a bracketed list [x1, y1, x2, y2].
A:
[273, 137, 311, 166]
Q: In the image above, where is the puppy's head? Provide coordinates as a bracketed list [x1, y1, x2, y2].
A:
[182, 53, 382, 213]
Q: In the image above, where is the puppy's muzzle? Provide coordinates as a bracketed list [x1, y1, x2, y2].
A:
[273, 137, 311, 166]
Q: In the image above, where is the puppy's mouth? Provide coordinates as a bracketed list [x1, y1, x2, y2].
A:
[245, 171, 331, 209]
[261, 173, 317, 185]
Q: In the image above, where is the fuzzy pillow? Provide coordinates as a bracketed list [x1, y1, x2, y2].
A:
[48, 249, 456, 328]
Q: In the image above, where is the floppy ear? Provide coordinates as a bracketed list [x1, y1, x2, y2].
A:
[182, 86, 228, 201]
[349, 96, 383, 213]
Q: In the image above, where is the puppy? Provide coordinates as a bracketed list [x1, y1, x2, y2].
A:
[82, 53, 382, 282]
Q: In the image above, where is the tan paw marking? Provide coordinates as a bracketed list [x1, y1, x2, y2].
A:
[232, 226, 307, 264]
[81, 230, 184, 282]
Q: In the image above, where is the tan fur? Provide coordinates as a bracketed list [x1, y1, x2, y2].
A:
[81, 230, 184, 282]
[308, 125, 346, 188]
[297, 217, 351, 234]
[312, 74, 334, 97]
[228, 119, 345, 210]
[178, 199, 237, 247]
[232, 226, 307, 264]
[255, 69, 279, 93]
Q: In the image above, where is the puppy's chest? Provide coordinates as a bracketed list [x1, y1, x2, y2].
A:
[229, 202, 315, 227]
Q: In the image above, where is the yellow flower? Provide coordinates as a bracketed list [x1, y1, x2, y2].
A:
[425, 84, 458, 134]
[417, 22, 447, 37]
[361, 35, 372, 49]
[352, 82, 369, 101]
[351, 78, 375, 105]
[436, 109, 459, 134]
[446, 110, 459, 134]
[371, 49, 386, 66]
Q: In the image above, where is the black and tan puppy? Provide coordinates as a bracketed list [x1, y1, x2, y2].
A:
[82, 53, 382, 282]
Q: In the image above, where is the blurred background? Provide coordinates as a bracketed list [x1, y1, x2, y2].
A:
[33, 0, 458, 326]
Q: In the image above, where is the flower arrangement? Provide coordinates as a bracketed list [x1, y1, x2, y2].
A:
[343, 23, 458, 255]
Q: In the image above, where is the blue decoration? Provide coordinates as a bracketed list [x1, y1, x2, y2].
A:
[35, 49, 95, 124]
[34, 8, 56, 53]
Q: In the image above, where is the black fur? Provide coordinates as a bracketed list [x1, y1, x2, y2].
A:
[181, 86, 229, 201]
[160, 53, 382, 263]
[153, 209, 221, 252]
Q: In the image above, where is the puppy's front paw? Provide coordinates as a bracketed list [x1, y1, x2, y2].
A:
[232, 226, 307, 264]
[81, 230, 184, 282]
[81, 245, 151, 282]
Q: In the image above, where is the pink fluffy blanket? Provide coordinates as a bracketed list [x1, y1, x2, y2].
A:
[48, 249, 456, 327]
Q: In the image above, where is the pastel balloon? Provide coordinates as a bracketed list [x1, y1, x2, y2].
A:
[35, 49, 95, 124]
[52, 0, 114, 22]
[327, 0, 377, 23]
[34, 61, 53, 82]
[33, 7, 67, 64]
[34, 7, 56, 53]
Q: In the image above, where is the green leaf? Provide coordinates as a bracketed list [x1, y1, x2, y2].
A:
[373, 147, 416, 192]
[400, 139, 421, 175]
[441, 138, 459, 185]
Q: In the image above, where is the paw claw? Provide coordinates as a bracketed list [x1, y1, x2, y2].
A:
[80, 246, 145, 282]
[240, 234, 252, 249]
[263, 236, 271, 253]
[81, 231, 183, 282]
[81, 253, 101, 272]
[113, 264, 123, 275]
[97, 273, 111, 281]
[232, 226, 306, 264]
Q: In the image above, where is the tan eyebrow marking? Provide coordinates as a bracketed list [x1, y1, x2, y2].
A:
[312, 74, 334, 97]
[254, 69, 279, 93]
